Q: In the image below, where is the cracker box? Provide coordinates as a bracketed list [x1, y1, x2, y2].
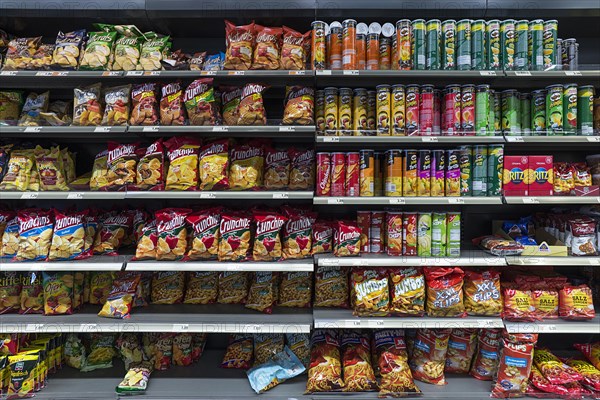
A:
[528, 155, 554, 195]
[502, 155, 529, 196]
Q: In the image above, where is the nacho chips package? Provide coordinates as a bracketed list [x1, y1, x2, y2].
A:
[165, 136, 201, 191]
[251, 25, 282, 70]
[199, 139, 229, 190]
[224, 20, 255, 70]
[16, 209, 54, 261]
[237, 83, 268, 125]
[155, 208, 191, 261]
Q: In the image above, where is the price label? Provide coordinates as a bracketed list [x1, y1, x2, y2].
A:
[172, 324, 189, 332]
[79, 323, 97, 331]
[478, 320, 499, 328]
[228, 71, 245, 76]
[144, 71, 161, 76]
[542, 324, 558, 332]
[213, 126, 229, 132]
[226, 264, 241, 271]
[21, 193, 39, 200]
[201, 70, 217, 76]
[448, 198, 464, 204]
[289, 70, 306, 75]
[351, 260, 368, 267]
[126, 71, 144, 76]
[507, 136, 524, 142]
[279, 126, 295, 132]
[0, 71, 17, 76]
[350, 320, 363, 328]
[35, 71, 53, 76]
[368, 320, 385, 328]
[272, 193, 289, 199]
[343, 70, 359, 75]
[24, 126, 42, 133]
[587, 137, 600, 142]
[522, 197, 540, 204]
[389, 198, 406, 205]
[320, 258, 340, 266]
[322, 136, 340, 142]
[94, 127, 110, 133]
[565, 71, 582, 76]
[102, 71, 121, 76]
[317, 70, 332, 75]
[515, 71, 532, 76]
[200, 193, 216, 199]
[245, 324, 262, 332]
[327, 198, 343, 204]
[25, 324, 44, 332]
[142, 126, 159, 132]
[422, 136, 438, 142]
[54, 71, 68, 76]
[589, 259, 600, 266]
[67, 192, 84, 200]
[480, 71, 497, 76]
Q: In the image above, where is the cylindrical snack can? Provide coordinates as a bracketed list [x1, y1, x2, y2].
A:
[376, 85, 392, 136]
[386, 211, 403, 256]
[446, 148, 461, 196]
[426, 19, 441, 70]
[443, 84, 461, 135]
[487, 144, 504, 196]
[385, 149, 403, 196]
[578, 85, 595, 135]
[472, 145, 488, 196]
[370, 211, 385, 253]
[419, 84, 435, 135]
[353, 88, 369, 134]
[594, 98, 600, 131]
[396, 19, 412, 70]
[500, 19, 515, 70]
[565, 38, 578, 71]
[391, 34, 398, 70]
[417, 212, 432, 257]
[519, 92, 532, 135]
[311, 21, 327, 70]
[446, 211, 461, 257]
[406, 84, 420, 136]
[412, 19, 426, 70]
[531, 89, 546, 135]
[543, 20, 558, 70]
[461, 84, 476, 135]
[391, 84, 406, 136]
[488, 89, 496, 135]
[546, 84, 563, 135]
[417, 149, 431, 196]
[557, 38, 564, 70]
[374, 151, 384, 196]
[486, 20, 501, 70]
[563, 83, 578, 135]
[441, 19, 456, 70]
[379, 37, 391, 70]
[402, 212, 418, 256]
[338, 88, 353, 135]
[475, 84, 490, 135]
[493, 90, 502, 133]
[471, 19, 486, 70]
[501, 89, 520, 135]
[366, 33, 380, 70]
[431, 150, 445, 196]
[367, 90, 377, 132]
[433, 89, 442, 134]
[316, 90, 325, 133]
[324, 87, 338, 134]
[356, 211, 371, 253]
[403, 149, 418, 196]
[359, 149, 375, 197]
[316, 152, 332, 196]
[356, 33, 367, 70]
[342, 19, 357, 69]
[515, 19, 529, 70]
[431, 212, 447, 256]
[456, 19, 471, 70]
[529, 19, 544, 71]
[345, 152, 360, 196]
[330, 152, 346, 196]
[329, 24, 343, 70]
[458, 146, 472, 196]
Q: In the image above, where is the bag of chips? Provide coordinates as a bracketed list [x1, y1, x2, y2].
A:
[305, 330, 345, 393]
[444, 329, 478, 374]
[559, 285, 595, 320]
[282, 210, 314, 259]
[314, 265, 349, 308]
[93, 212, 132, 255]
[88, 272, 114, 305]
[278, 272, 312, 308]
[528, 365, 570, 397]
[191, 333, 207, 362]
[101, 85, 130, 126]
[532, 289, 559, 319]
[463, 268, 502, 316]
[165, 136, 201, 191]
[286, 333, 311, 368]
[169, 333, 193, 367]
[137, 34, 170, 71]
[18, 91, 49, 126]
[333, 220, 361, 257]
[217, 272, 249, 304]
[49, 209, 88, 261]
[129, 83, 158, 126]
[247, 346, 306, 394]
[221, 334, 253, 369]
[389, 267, 425, 316]
[50, 29, 85, 69]
[245, 272, 278, 314]
[341, 331, 378, 392]
[281, 26, 311, 70]
[89, 150, 109, 191]
[111, 32, 143, 71]
[229, 141, 264, 190]
[565, 358, 600, 392]
[253, 334, 285, 365]
[3, 37, 41, 70]
[7, 354, 38, 399]
[133, 219, 157, 260]
[184, 78, 217, 126]
[263, 147, 290, 190]
[424, 267, 466, 318]
[42, 272, 73, 315]
[220, 86, 242, 125]
[491, 332, 538, 398]
[151, 271, 185, 305]
[374, 329, 421, 397]
[288, 148, 315, 190]
[199, 139, 229, 190]
[116, 365, 150, 395]
[153, 332, 174, 371]
[351, 268, 389, 317]
[237, 83, 268, 125]
[64, 334, 86, 369]
[73, 83, 103, 126]
[218, 212, 251, 262]
[19, 272, 43, 315]
[30, 43, 54, 70]
[533, 348, 582, 385]
[409, 329, 451, 385]
[98, 274, 140, 319]
[184, 272, 218, 305]
[469, 328, 502, 381]
[159, 81, 186, 125]
[0, 91, 24, 125]
[185, 210, 220, 260]
[502, 286, 538, 321]
[311, 220, 333, 255]
[224, 20, 255, 70]
[252, 212, 286, 261]
[0, 272, 21, 315]
[78, 30, 116, 70]
[15, 209, 54, 261]
[0, 150, 35, 191]
[283, 86, 314, 125]
[250, 25, 282, 70]
[155, 208, 190, 261]
[34, 146, 69, 191]
[135, 139, 164, 190]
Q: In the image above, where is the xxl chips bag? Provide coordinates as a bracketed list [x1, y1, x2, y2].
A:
[351, 268, 389, 317]
[184, 78, 217, 126]
[155, 208, 191, 261]
[136, 139, 164, 190]
[16, 209, 54, 261]
[410, 329, 451, 385]
[186, 209, 220, 260]
[199, 139, 229, 190]
[251, 25, 282, 70]
[237, 83, 268, 125]
[49, 209, 88, 261]
[281, 26, 311, 70]
[224, 20, 255, 70]
[165, 136, 201, 191]
[463, 268, 502, 316]
[424, 267, 466, 317]
[252, 212, 286, 261]
[218, 212, 251, 262]
[389, 267, 425, 316]
[341, 331, 378, 392]
[374, 329, 420, 397]
[305, 330, 344, 393]
[160, 82, 186, 125]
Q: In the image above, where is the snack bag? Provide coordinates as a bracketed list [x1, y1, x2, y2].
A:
[7, 354, 38, 399]
[136, 34, 170, 71]
[33, 146, 69, 191]
[19, 272, 43, 315]
[424, 267, 466, 317]
[18, 91, 49, 126]
[254, 334, 284, 365]
[305, 330, 345, 393]
[42, 272, 73, 315]
[252, 212, 287, 261]
[136, 139, 164, 190]
[502, 286, 537, 321]
[0, 272, 21, 314]
[3, 37, 42, 70]
[93, 212, 132, 255]
[73, 83, 103, 126]
[172, 333, 193, 367]
[80, 30, 117, 70]
[264, 147, 290, 190]
[89, 272, 114, 305]
[98, 274, 140, 319]
[51, 30, 86, 69]
[282, 209, 314, 259]
[278, 272, 312, 308]
[184, 272, 218, 304]
[311, 220, 333, 255]
[314, 265, 349, 308]
[491, 332, 538, 398]
[165, 136, 201, 191]
[389, 267, 425, 316]
[155, 208, 191, 261]
[186, 210, 220, 260]
[463, 268, 502, 316]
[469, 328, 502, 381]
[251, 25, 282, 70]
[444, 329, 478, 374]
[184, 78, 217, 126]
[189, 51, 207, 70]
[221, 334, 253, 369]
[16, 209, 54, 261]
[532, 289, 559, 319]
[0, 91, 24, 125]
[90, 150, 109, 191]
[160, 81, 186, 125]
[31, 43, 55, 70]
[0, 150, 35, 191]
[134, 220, 157, 260]
[245, 272, 278, 314]
[64, 334, 85, 369]
[341, 331, 378, 392]
[102, 85, 130, 126]
[151, 271, 185, 305]
[564, 358, 600, 392]
[153, 333, 174, 371]
[351, 268, 389, 317]
[217, 272, 249, 304]
[528, 365, 570, 397]
[130, 83, 159, 126]
[246, 346, 306, 394]
[281, 26, 311, 70]
[229, 142, 265, 190]
[288, 148, 315, 190]
[116, 366, 150, 395]
[559, 285, 595, 320]
[112, 32, 143, 71]
[333, 220, 361, 257]
[237, 83, 268, 125]
[106, 141, 139, 189]
[191, 333, 208, 361]
[283, 86, 314, 125]
[218, 212, 251, 262]
[49, 209, 88, 261]
[220, 86, 242, 125]
[224, 20, 255, 70]
[410, 328, 451, 385]
[374, 329, 421, 397]
[286, 333, 311, 368]
[533, 348, 582, 385]
[199, 139, 229, 190]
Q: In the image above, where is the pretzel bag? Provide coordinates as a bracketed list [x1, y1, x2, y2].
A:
[463, 268, 502, 316]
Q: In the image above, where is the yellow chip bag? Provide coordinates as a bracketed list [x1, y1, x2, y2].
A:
[0, 150, 35, 191]
[199, 139, 229, 190]
[0, 215, 19, 259]
[229, 141, 264, 190]
[16, 209, 54, 261]
[49, 210, 89, 261]
[165, 136, 201, 191]
[90, 150, 110, 191]
[34, 146, 69, 191]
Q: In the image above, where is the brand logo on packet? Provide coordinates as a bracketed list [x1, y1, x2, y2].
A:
[256, 217, 285, 236]
[162, 82, 181, 97]
[220, 217, 250, 234]
[157, 214, 186, 232]
[108, 144, 137, 164]
[55, 215, 83, 231]
[168, 147, 196, 161]
[20, 215, 51, 232]
[266, 151, 288, 165]
[231, 147, 262, 162]
[192, 215, 219, 234]
[104, 215, 129, 226]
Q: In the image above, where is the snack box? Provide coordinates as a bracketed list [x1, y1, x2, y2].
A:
[493, 220, 568, 257]
[503, 155, 529, 196]
[528, 155, 553, 196]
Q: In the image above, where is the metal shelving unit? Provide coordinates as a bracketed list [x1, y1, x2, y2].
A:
[316, 250, 506, 267]
[125, 191, 313, 200]
[0, 191, 127, 200]
[0, 256, 129, 272]
[314, 196, 503, 205]
[316, 135, 506, 144]
[126, 259, 314, 272]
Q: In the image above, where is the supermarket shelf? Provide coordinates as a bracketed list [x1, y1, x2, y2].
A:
[316, 251, 506, 267]
[314, 196, 503, 205]
[504, 70, 600, 78]
[504, 196, 600, 204]
[0, 70, 125, 78]
[0, 191, 126, 200]
[0, 304, 313, 334]
[316, 135, 505, 144]
[125, 191, 313, 200]
[0, 126, 127, 134]
[126, 259, 314, 272]
[505, 135, 600, 143]
[316, 70, 505, 78]
[0, 256, 128, 272]
[0, 70, 313, 78]
[128, 124, 315, 136]
[313, 309, 503, 330]
[505, 316, 600, 334]
[506, 256, 600, 266]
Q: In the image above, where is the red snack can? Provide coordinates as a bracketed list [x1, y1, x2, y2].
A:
[386, 211, 403, 256]
[402, 211, 418, 256]
[331, 152, 346, 196]
[356, 211, 371, 253]
[356, 33, 367, 70]
[370, 211, 385, 253]
[316, 152, 332, 196]
[345, 152, 360, 196]
[443, 84, 461, 135]
[419, 84, 435, 136]
[433, 89, 442, 135]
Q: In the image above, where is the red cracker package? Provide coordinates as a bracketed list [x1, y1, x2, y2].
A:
[333, 220, 361, 257]
[282, 209, 315, 259]
[224, 20, 255, 70]
[470, 329, 502, 381]
[236, 83, 268, 125]
[130, 83, 159, 126]
[281, 26, 311, 70]
[574, 342, 600, 370]
[136, 139, 165, 190]
[559, 285, 595, 320]
[107, 141, 139, 190]
[491, 332, 538, 399]
[155, 208, 191, 261]
[264, 147, 290, 190]
[93, 212, 132, 256]
[134, 219, 158, 260]
[165, 136, 201, 191]
[424, 267, 466, 317]
[444, 328, 478, 374]
[252, 211, 287, 261]
[251, 25, 282, 70]
[409, 328, 451, 385]
[199, 139, 229, 190]
[160, 81, 186, 126]
[218, 212, 252, 261]
[311, 220, 333, 255]
[186, 210, 221, 260]
[288, 148, 315, 190]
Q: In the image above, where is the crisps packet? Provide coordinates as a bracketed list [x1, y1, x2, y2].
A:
[134, 219, 157, 261]
[251, 25, 282, 70]
[184, 78, 217, 126]
[333, 220, 361, 257]
[73, 83, 103, 126]
[199, 139, 229, 190]
[282, 209, 315, 259]
[288, 148, 315, 190]
[245, 272, 278, 314]
[375, 329, 421, 397]
[0, 150, 34, 191]
[264, 147, 290, 190]
[155, 208, 191, 261]
[136, 34, 170, 71]
[111, 33, 143, 71]
[237, 83, 268, 125]
[136, 139, 164, 190]
[130, 83, 159, 126]
[252, 211, 287, 261]
[90, 150, 110, 191]
[51, 30, 86, 69]
[15, 209, 54, 261]
[283, 86, 314, 125]
[1, 215, 19, 258]
[34, 146, 69, 191]
[185, 210, 221, 260]
[93, 212, 132, 255]
[220, 86, 242, 125]
[102, 85, 131, 126]
[160, 81, 186, 125]
[218, 212, 252, 262]
[410, 328, 451, 385]
[224, 20, 255, 70]
[463, 268, 502, 316]
[80, 30, 117, 70]
[341, 331, 378, 392]
[0, 272, 22, 314]
[305, 330, 345, 393]
[3, 37, 42, 70]
[424, 267, 466, 318]
[106, 141, 139, 190]
[49, 209, 89, 261]
[165, 136, 201, 191]
[281, 26, 311, 70]
[229, 141, 264, 190]
[20, 272, 44, 315]
[18, 91, 49, 126]
[42, 272, 73, 315]
[98, 274, 140, 319]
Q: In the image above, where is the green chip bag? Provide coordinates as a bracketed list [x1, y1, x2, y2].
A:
[80, 31, 117, 70]
[137, 35, 170, 71]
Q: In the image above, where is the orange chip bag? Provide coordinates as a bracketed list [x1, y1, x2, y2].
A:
[252, 211, 287, 261]
[281, 26, 311, 70]
[106, 141, 139, 190]
[283, 86, 314, 125]
[305, 330, 345, 393]
[560, 284, 595, 320]
[185, 210, 220, 260]
[288, 148, 315, 190]
[251, 25, 282, 70]
[409, 328, 451, 385]
[236, 83, 268, 125]
[218, 212, 251, 262]
[389, 267, 425, 316]
[229, 141, 264, 190]
[165, 136, 201, 191]
[334, 220, 362, 257]
[341, 331, 378, 392]
[444, 328, 478, 374]
[374, 329, 421, 397]
[199, 139, 229, 190]
[155, 208, 191, 261]
[93, 212, 132, 256]
[574, 342, 600, 370]
[424, 267, 466, 317]
[491, 332, 538, 399]
[464, 268, 502, 316]
[502, 286, 538, 321]
[224, 20, 255, 70]
[136, 139, 164, 190]
[134, 220, 157, 260]
[351, 268, 389, 317]
[532, 289, 559, 319]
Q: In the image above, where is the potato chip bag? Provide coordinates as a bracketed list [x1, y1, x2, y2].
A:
[463, 268, 502, 316]
[374, 329, 421, 397]
[106, 141, 139, 190]
[199, 139, 229, 190]
[51, 29, 86, 69]
[0, 150, 35, 191]
[131, 219, 156, 261]
[281, 210, 314, 259]
[264, 147, 290, 190]
[491, 332, 538, 399]
[278, 271, 312, 308]
[252, 211, 287, 261]
[3, 36, 41, 70]
[444, 328, 478, 374]
[98, 274, 140, 319]
[288, 148, 315, 190]
[18, 91, 49, 126]
[90, 150, 110, 191]
[410, 328, 451, 385]
[229, 142, 264, 190]
[160, 81, 186, 125]
[165, 136, 201, 191]
[42, 272, 73, 315]
[155, 208, 191, 261]
[0, 212, 17, 258]
[137, 34, 170, 71]
[245, 272, 278, 314]
[15, 209, 54, 261]
[33, 146, 69, 191]
[184, 78, 217, 126]
[237, 83, 268, 125]
[184, 272, 218, 305]
[220, 86, 242, 125]
[281, 26, 311, 70]
[283, 86, 314, 125]
[533, 348, 582, 385]
[111, 32, 143, 71]
[49, 209, 89, 261]
[73, 83, 103, 126]
[218, 213, 251, 262]
[333, 220, 361, 257]
[218, 272, 249, 304]
[81, 333, 117, 372]
[83, 211, 99, 255]
[573, 342, 600, 376]
[0, 272, 22, 314]
[305, 330, 345, 393]
[186, 210, 220, 260]
[130, 83, 159, 126]
[341, 331, 378, 392]
[224, 20, 255, 70]
[93, 212, 132, 255]
[424, 267, 466, 318]
[79, 30, 117, 70]
[102, 85, 130, 126]
[89, 272, 114, 305]
[351, 268, 389, 317]
[389, 267, 425, 316]
[136, 139, 164, 190]
[560, 285, 595, 320]
[251, 25, 282, 70]
[311, 220, 333, 255]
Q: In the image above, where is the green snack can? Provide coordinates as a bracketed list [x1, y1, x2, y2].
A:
[563, 83, 578, 134]
[520, 92, 531, 135]
[417, 212, 432, 257]
[486, 20, 501, 70]
[471, 19, 486, 70]
[543, 20, 558, 70]
[456, 19, 472, 70]
[500, 19, 515, 70]
[441, 20, 456, 70]
[546, 84, 563, 135]
[458, 146, 472, 196]
[488, 89, 496, 135]
[529, 20, 544, 70]
[501, 89, 520, 135]
[426, 19, 441, 70]
[487, 144, 504, 196]
[531, 89, 546, 135]
[475, 84, 490, 135]
[412, 19, 427, 70]
[578, 85, 595, 135]
[472, 145, 488, 196]
[515, 20, 529, 70]
[446, 212, 461, 257]
[431, 212, 447, 257]
[493, 90, 502, 133]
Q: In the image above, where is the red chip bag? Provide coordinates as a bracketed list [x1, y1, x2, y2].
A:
[236, 83, 268, 125]
[333, 220, 361, 257]
[532, 289, 559, 319]
[252, 211, 287, 261]
[281, 26, 311, 70]
[305, 330, 345, 393]
[93, 212, 132, 256]
[218, 212, 251, 261]
[565, 358, 600, 392]
[424, 267, 466, 317]
[199, 139, 229, 190]
[107, 141, 139, 190]
[533, 348, 583, 385]
[131, 209, 149, 245]
[283, 86, 314, 125]
[224, 20, 255, 70]
[136, 139, 165, 190]
[529, 365, 570, 397]
[160, 81, 186, 126]
[574, 342, 600, 371]
[155, 208, 191, 261]
[470, 329, 502, 381]
[185, 209, 221, 260]
[134, 219, 157, 261]
[311, 220, 333, 255]
[491, 332, 538, 398]
[282, 210, 314, 259]
[409, 328, 451, 385]
[444, 328, 478, 374]
[502, 286, 538, 322]
[374, 329, 420, 396]
[251, 25, 282, 70]
[341, 331, 378, 392]
[559, 285, 596, 320]
[130, 83, 159, 126]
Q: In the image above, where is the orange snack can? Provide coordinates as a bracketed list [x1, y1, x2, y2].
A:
[359, 149, 375, 197]
[366, 33, 380, 70]
[342, 19, 357, 69]
[311, 21, 327, 70]
[391, 34, 398, 70]
[356, 33, 367, 70]
[379, 37, 391, 70]
[385, 149, 403, 196]
[329, 22, 343, 70]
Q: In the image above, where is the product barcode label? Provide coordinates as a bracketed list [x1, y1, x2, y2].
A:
[522, 197, 540, 204]
[172, 324, 189, 332]
[200, 193, 216, 199]
[422, 137, 438, 142]
[480, 71, 497, 76]
[322, 136, 340, 142]
[515, 71, 532, 76]
[142, 126, 159, 132]
[126, 71, 144, 76]
[272, 193, 289, 199]
[565, 71, 582, 76]
[279, 126, 295, 132]
[21, 193, 39, 199]
[389, 198, 406, 205]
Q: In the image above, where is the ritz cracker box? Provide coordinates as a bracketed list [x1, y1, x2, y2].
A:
[502, 155, 529, 196]
[528, 155, 554, 196]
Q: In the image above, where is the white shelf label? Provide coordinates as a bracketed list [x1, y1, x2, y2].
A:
[102, 71, 121, 76]
[126, 71, 144, 76]
[25, 324, 44, 332]
[200, 193, 216, 199]
[322, 136, 340, 142]
[327, 198, 343, 204]
[565, 71, 582, 76]
[478, 320, 499, 328]
[0, 71, 17, 76]
[389, 198, 406, 205]
[587, 137, 600, 142]
[94, 127, 110, 133]
[21, 193, 39, 199]
[35, 71, 53, 76]
[589, 259, 600, 266]
[172, 323, 189, 332]
[289, 70, 306, 75]
[541, 324, 558, 332]
[448, 198, 465, 204]
[144, 71, 161, 76]
[201, 70, 217, 76]
[317, 70, 332, 75]
[422, 136, 438, 142]
[279, 126, 295, 132]
[79, 323, 97, 331]
[343, 70, 359, 75]
[228, 71, 245, 76]
[480, 71, 497, 76]
[522, 197, 540, 204]
[245, 324, 262, 332]
[367, 320, 385, 328]
[515, 71, 532, 76]
[320, 258, 340, 266]
[349, 320, 363, 328]
[507, 136, 524, 142]
[351, 260, 369, 267]
[226, 264, 242, 271]
[272, 193, 289, 199]
[24, 126, 42, 133]
[142, 126, 159, 132]
[67, 192, 84, 200]
[213, 126, 229, 132]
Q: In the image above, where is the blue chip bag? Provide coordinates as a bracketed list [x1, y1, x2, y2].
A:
[515, 236, 537, 246]
[203, 52, 224, 71]
[246, 346, 306, 394]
